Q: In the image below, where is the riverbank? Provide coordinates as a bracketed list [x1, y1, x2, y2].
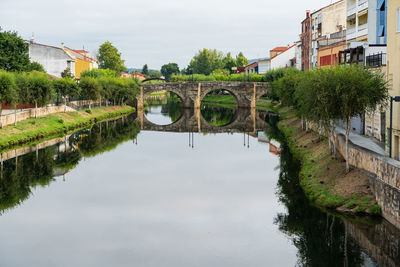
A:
[202, 95, 272, 110]
[0, 106, 135, 151]
[274, 104, 381, 216]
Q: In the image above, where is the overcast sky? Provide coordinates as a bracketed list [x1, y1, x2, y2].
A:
[1, 0, 333, 70]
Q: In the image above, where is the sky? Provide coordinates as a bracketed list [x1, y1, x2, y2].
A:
[1, 0, 334, 70]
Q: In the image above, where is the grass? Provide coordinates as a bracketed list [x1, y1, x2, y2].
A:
[274, 103, 382, 216]
[201, 95, 275, 111]
[0, 106, 135, 151]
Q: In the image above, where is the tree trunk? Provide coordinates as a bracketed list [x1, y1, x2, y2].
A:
[345, 117, 351, 173]
[64, 97, 67, 113]
[35, 101, 38, 119]
[99, 97, 102, 107]
[305, 120, 309, 132]
[14, 104, 17, 126]
[0, 106, 3, 129]
[301, 116, 304, 130]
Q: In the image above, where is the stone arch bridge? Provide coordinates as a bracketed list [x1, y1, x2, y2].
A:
[138, 82, 270, 109]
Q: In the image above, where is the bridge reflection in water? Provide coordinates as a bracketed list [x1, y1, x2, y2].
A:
[138, 106, 271, 134]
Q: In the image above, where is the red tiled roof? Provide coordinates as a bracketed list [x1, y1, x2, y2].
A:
[270, 46, 289, 52]
[244, 62, 259, 69]
[270, 44, 297, 60]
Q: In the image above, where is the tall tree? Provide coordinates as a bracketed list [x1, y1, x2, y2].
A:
[53, 78, 80, 112]
[27, 71, 54, 118]
[236, 52, 249, 67]
[142, 64, 149, 76]
[79, 77, 101, 108]
[97, 41, 126, 73]
[161, 63, 179, 81]
[188, 49, 223, 75]
[0, 27, 30, 72]
[222, 52, 237, 73]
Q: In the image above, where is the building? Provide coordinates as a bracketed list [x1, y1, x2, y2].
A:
[301, 11, 312, 71]
[62, 46, 98, 79]
[346, 0, 369, 43]
[317, 30, 347, 68]
[29, 41, 76, 78]
[244, 58, 270, 75]
[270, 44, 298, 70]
[368, 0, 387, 44]
[132, 73, 146, 81]
[386, 0, 400, 159]
[309, 0, 347, 68]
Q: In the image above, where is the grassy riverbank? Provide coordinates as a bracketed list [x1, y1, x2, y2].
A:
[273, 104, 381, 216]
[202, 95, 272, 110]
[0, 106, 135, 151]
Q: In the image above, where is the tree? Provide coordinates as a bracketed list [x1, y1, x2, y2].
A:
[97, 41, 126, 73]
[0, 71, 17, 128]
[53, 78, 80, 112]
[81, 68, 117, 78]
[334, 65, 388, 172]
[161, 63, 179, 81]
[222, 52, 236, 73]
[79, 77, 101, 108]
[27, 71, 54, 118]
[61, 68, 74, 78]
[142, 64, 149, 76]
[26, 62, 45, 73]
[188, 49, 223, 75]
[149, 70, 161, 79]
[0, 27, 30, 72]
[235, 52, 248, 67]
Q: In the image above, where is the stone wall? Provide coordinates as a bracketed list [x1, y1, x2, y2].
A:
[331, 132, 400, 228]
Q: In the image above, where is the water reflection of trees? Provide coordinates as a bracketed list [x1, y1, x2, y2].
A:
[0, 116, 140, 214]
[201, 106, 237, 127]
[145, 95, 183, 125]
[265, 115, 366, 266]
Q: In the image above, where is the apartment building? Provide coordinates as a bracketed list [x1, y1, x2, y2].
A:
[346, 0, 369, 42]
[386, 0, 400, 159]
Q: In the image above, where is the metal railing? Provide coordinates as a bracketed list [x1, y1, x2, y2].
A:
[366, 53, 386, 67]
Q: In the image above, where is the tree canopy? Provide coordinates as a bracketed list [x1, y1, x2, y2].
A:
[0, 27, 30, 72]
[142, 64, 149, 76]
[161, 63, 179, 81]
[98, 41, 126, 73]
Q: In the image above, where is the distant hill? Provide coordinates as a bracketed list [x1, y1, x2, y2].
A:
[126, 68, 160, 74]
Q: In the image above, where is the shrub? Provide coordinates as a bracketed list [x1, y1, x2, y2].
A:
[85, 109, 92, 114]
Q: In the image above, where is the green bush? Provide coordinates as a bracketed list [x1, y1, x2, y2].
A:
[85, 109, 92, 114]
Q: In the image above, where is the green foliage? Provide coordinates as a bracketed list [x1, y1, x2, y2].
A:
[80, 77, 101, 102]
[160, 63, 179, 81]
[25, 71, 54, 107]
[85, 109, 92, 114]
[235, 52, 248, 67]
[0, 70, 18, 111]
[53, 77, 80, 101]
[61, 68, 73, 78]
[26, 62, 45, 73]
[0, 28, 30, 72]
[98, 41, 126, 73]
[187, 49, 249, 75]
[81, 68, 117, 78]
[142, 64, 149, 76]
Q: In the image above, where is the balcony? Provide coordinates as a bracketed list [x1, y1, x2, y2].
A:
[358, 23, 368, 37]
[366, 53, 387, 67]
[358, 0, 368, 11]
[347, 27, 357, 40]
[347, 3, 356, 17]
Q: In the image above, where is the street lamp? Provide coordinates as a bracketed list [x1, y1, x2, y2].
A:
[389, 96, 400, 158]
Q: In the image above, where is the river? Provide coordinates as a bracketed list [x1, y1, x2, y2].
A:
[0, 103, 399, 267]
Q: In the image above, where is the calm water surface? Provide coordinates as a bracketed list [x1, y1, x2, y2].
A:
[0, 104, 398, 267]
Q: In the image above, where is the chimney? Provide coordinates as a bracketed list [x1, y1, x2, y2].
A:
[61, 42, 64, 49]
[306, 10, 310, 18]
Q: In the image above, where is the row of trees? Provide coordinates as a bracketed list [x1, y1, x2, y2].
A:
[271, 65, 388, 172]
[0, 70, 139, 128]
[187, 49, 248, 75]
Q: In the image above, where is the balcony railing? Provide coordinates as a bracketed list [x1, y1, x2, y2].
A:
[347, 4, 356, 16]
[366, 53, 386, 67]
[358, 23, 368, 31]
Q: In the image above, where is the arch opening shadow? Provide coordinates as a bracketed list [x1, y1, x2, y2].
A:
[144, 91, 184, 126]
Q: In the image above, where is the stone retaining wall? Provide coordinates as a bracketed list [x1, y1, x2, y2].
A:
[331, 132, 400, 228]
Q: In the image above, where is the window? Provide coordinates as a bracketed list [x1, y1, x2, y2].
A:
[397, 8, 400, 32]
